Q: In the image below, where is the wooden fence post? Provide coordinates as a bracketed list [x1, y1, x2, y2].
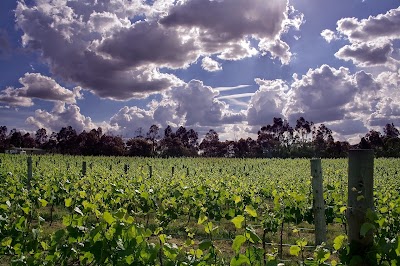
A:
[347, 149, 374, 263]
[310, 158, 326, 245]
[27, 156, 32, 191]
[124, 164, 129, 174]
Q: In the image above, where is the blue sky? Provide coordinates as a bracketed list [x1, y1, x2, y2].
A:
[0, 0, 399, 142]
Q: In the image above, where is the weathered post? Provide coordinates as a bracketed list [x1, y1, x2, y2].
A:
[82, 161, 87, 176]
[171, 166, 174, 177]
[149, 165, 152, 178]
[27, 156, 32, 191]
[347, 149, 374, 263]
[311, 158, 326, 245]
[124, 164, 129, 174]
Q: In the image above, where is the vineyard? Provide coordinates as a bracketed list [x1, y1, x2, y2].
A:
[0, 154, 399, 265]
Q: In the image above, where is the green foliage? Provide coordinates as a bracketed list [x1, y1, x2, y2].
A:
[0, 154, 400, 265]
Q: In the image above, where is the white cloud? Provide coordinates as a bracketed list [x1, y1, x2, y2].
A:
[214, 84, 251, 92]
[201, 57, 222, 72]
[286, 65, 359, 124]
[14, 0, 302, 101]
[247, 78, 289, 126]
[0, 73, 80, 107]
[0, 87, 33, 107]
[259, 38, 292, 64]
[26, 102, 96, 133]
[327, 119, 368, 136]
[104, 79, 246, 137]
[336, 7, 400, 43]
[217, 93, 254, 100]
[324, 7, 400, 70]
[320, 29, 339, 43]
[335, 41, 398, 68]
[168, 80, 245, 126]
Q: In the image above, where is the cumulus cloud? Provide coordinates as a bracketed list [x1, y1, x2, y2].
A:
[258, 38, 292, 64]
[336, 7, 400, 43]
[247, 78, 289, 126]
[26, 102, 96, 133]
[323, 7, 400, 69]
[279, 65, 400, 139]
[335, 41, 397, 68]
[15, 0, 182, 100]
[317, 7, 400, 135]
[327, 119, 368, 136]
[14, 0, 302, 101]
[0, 87, 34, 107]
[285, 65, 358, 124]
[109, 105, 159, 134]
[97, 21, 199, 69]
[169, 80, 245, 126]
[367, 70, 400, 127]
[320, 29, 339, 43]
[201, 57, 222, 72]
[244, 64, 398, 139]
[105, 79, 246, 137]
[160, 0, 288, 41]
[161, 0, 301, 62]
[0, 73, 80, 107]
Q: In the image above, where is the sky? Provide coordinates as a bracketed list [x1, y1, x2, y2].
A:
[0, 0, 399, 143]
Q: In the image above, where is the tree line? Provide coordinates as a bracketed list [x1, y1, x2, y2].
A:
[0, 117, 399, 158]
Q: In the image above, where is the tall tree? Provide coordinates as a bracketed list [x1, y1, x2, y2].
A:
[78, 128, 103, 155]
[146, 124, 160, 156]
[9, 130, 23, 148]
[127, 138, 152, 157]
[186, 129, 199, 149]
[313, 124, 333, 157]
[35, 128, 48, 148]
[22, 133, 35, 148]
[0, 126, 8, 152]
[57, 126, 78, 154]
[200, 129, 221, 157]
[257, 125, 278, 157]
[295, 117, 312, 143]
[164, 125, 174, 139]
[99, 135, 125, 156]
[383, 123, 399, 139]
[135, 127, 144, 138]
